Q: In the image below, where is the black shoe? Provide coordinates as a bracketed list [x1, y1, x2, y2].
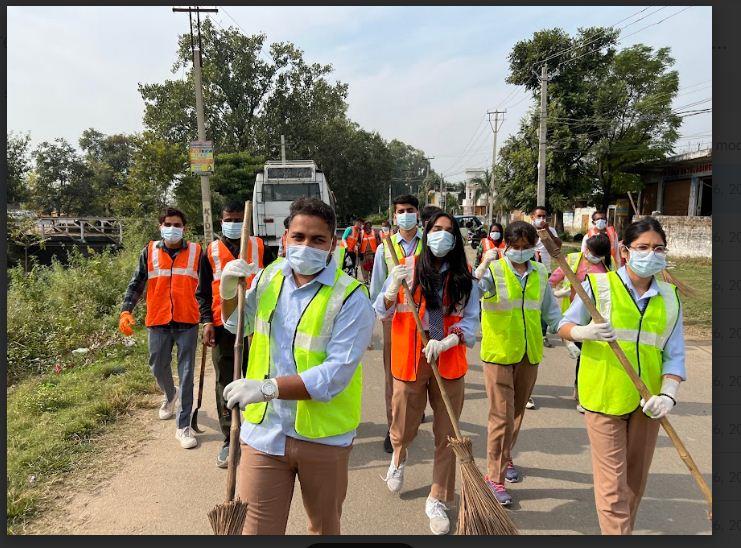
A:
[421, 412, 426, 423]
[384, 431, 393, 454]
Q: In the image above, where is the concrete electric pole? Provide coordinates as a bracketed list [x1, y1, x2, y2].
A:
[486, 109, 505, 227]
[424, 156, 435, 205]
[281, 134, 286, 164]
[173, 5, 218, 244]
[536, 63, 548, 208]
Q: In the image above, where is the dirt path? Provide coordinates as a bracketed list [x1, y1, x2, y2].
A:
[26, 323, 713, 535]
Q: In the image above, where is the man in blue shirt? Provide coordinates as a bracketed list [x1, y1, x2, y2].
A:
[218, 197, 374, 535]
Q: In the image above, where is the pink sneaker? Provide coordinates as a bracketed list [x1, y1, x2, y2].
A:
[484, 476, 513, 506]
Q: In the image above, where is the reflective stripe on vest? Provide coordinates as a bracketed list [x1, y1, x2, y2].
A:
[209, 237, 264, 327]
[480, 258, 547, 365]
[578, 271, 680, 416]
[384, 236, 422, 274]
[145, 240, 200, 326]
[243, 261, 365, 438]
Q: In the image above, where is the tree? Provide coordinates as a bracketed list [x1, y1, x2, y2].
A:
[139, 19, 348, 156]
[209, 151, 264, 212]
[30, 139, 94, 215]
[6, 132, 33, 205]
[498, 27, 680, 213]
[79, 128, 137, 215]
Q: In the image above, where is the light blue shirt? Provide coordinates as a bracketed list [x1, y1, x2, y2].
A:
[369, 229, 422, 303]
[478, 257, 563, 333]
[373, 262, 480, 348]
[224, 257, 375, 455]
[557, 266, 686, 380]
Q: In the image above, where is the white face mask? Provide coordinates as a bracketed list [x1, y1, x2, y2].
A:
[533, 217, 546, 228]
[427, 230, 455, 257]
[627, 248, 667, 278]
[286, 244, 331, 275]
[594, 219, 607, 230]
[584, 251, 603, 264]
[490, 231, 501, 241]
[506, 247, 536, 264]
[221, 221, 243, 239]
[160, 226, 183, 244]
[396, 212, 418, 231]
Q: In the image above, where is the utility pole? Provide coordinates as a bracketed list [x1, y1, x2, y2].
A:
[281, 134, 286, 164]
[486, 109, 505, 226]
[536, 63, 549, 208]
[440, 176, 446, 211]
[424, 156, 435, 204]
[173, 5, 218, 244]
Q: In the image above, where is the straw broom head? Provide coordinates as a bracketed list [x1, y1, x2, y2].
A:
[208, 499, 249, 535]
[449, 437, 519, 535]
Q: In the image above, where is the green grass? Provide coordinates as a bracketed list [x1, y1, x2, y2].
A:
[668, 257, 711, 338]
[6, 335, 157, 533]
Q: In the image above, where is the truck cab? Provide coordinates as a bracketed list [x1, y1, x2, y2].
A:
[252, 160, 336, 259]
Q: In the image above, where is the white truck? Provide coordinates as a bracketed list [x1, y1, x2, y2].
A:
[252, 160, 336, 260]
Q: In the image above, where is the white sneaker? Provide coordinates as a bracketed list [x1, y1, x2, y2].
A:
[565, 341, 581, 360]
[159, 388, 179, 420]
[525, 397, 536, 410]
[382, 452, 406, 493]
[425, 496, 450, 535]
[176, 426, 197, 449]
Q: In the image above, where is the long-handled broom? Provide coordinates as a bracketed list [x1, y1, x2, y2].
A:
[190, 341, 208, 433]
[208, 202, 253, 534]
[382, 234, 519, 535]
[537, 228, 713, 519]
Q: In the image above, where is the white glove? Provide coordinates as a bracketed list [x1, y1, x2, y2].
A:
[483, 249, 499, 263]
[384, 264, 412, 301]
[641, 377, 680, 420]
[422, 334, 460, 363]
[219, 259, 260, 300]
[553, 286, 571, 299]
[565, 340, 581, 360]
[570, 320, 617, 342]
[223, 378, 276, 409]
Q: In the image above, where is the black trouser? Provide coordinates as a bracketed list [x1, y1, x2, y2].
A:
[212, 325, 249, 442]
[574, 341, 583, 390]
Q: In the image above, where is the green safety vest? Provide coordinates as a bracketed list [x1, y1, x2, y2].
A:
[480, 258, 548, 365]
[578, 271, 680, 416]
[558, 252, 618, 313]
[243, 260, 366, 438]
[383, 232, 422, 273]
[333, 245, 346, 269]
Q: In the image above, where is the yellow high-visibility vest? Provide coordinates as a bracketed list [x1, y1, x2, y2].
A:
[480, 258, 548, 365]
[243, 260, 365, 438]
[578, 271, 680, 416]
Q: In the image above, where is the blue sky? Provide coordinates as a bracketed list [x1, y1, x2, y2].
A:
[6, 5, 711, 181]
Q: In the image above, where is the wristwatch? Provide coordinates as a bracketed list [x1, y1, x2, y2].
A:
[260, 378, 279, 401]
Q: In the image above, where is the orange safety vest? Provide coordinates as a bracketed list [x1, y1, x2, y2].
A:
[360, 229, 379, 254]
[390, 264, 468, 382]
[207, 236, 265, 327]
[586, 225, 621, 266]
[482, 238, 504, 254]
[145, 240, 201, 327]
[346, 227, 360, 252]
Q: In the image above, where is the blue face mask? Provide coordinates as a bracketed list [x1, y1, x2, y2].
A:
[627, 249, 667, 278]
[221, 221, 243, 240]
[506, 247, 536, 264]
[160, 226, 183, 244]
[396, 212, 418, 231]
[286, 244, 331, 275]
[427, 230, 455, 258]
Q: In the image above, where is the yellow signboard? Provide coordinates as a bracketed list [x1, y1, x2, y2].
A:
[189, 141, 214, 175]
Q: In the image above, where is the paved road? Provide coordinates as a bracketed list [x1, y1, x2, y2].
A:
[29, 318, 712, 535]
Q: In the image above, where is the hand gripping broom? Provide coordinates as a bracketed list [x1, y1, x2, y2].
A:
[208, 202, 253, 534]
[537, 228, 712, 519]
[382, 234, 519, 535]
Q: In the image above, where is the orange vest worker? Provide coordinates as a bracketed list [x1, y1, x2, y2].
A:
[146, 240, 201, 327]
[360, 229, 379, 254]
[207, 236, 264, 327]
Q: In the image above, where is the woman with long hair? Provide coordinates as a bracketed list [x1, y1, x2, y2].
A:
[373, 211, 479, 535]
[558, 217, 686, 534]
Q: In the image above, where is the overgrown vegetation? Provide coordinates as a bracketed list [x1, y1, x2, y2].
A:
[6, 339, 157, 533]
[669, 257, 711, 338]
[6, 223, 164, 532]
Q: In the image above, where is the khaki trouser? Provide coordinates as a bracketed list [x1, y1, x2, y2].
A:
[390, 355, 465, 503]
[237, 438, 353, 535]
[483, 356, 539, 484]
[584, 409, 660, 535]
[382, 318, 393, 427]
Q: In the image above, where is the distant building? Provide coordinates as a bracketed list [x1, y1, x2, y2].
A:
[463, 169, 488, 216]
